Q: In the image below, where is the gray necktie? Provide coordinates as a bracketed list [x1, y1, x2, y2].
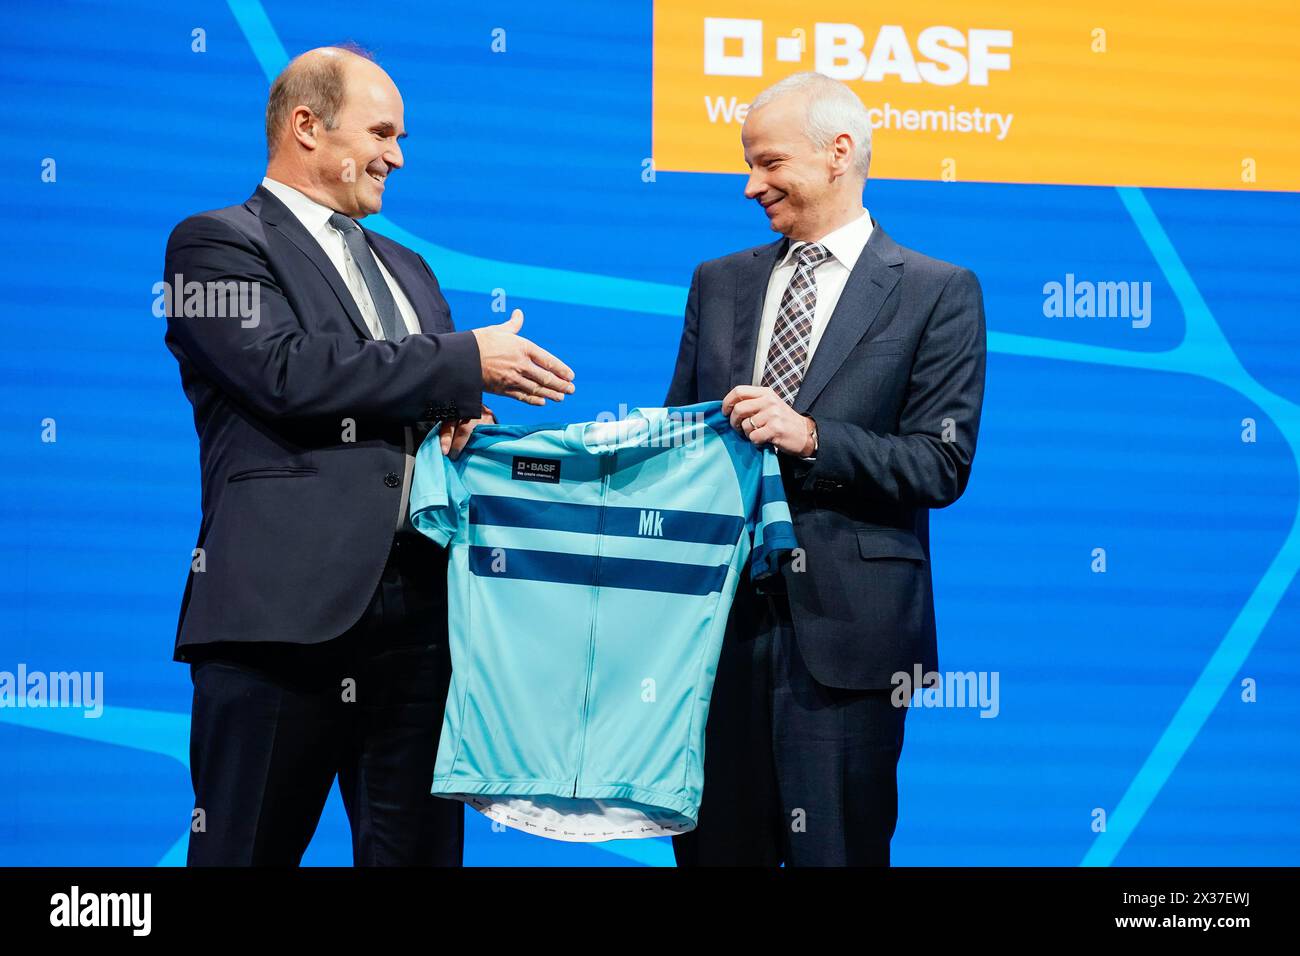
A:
[328, 212, 405, 342]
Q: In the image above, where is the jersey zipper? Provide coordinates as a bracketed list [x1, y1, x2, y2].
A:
[573, 452, 612, 796]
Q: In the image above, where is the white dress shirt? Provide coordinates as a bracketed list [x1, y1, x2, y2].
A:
[260, 176, 420, 339]
[260, 176, 424, 531]
[751, 207, 874, 388]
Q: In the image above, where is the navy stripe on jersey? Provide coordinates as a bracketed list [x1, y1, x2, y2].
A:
[750, 520, 797, 579]
[469, 495, 744, 546]
[468, 546, 730, 595]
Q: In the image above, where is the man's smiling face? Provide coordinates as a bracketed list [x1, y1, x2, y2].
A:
[313, 57, 406, 219]
[741, 91, 835, 241]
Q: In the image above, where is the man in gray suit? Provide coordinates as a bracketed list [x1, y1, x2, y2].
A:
[665, 72, 986, 866]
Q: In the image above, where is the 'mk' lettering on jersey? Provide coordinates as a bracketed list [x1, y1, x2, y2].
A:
[410, 401, 797, 841]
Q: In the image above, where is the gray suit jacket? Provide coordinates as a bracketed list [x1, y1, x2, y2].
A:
[664, 220, 986, 689]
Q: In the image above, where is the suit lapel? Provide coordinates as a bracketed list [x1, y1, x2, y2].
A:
[249, 186, 373, 340]
[730, 238, 787, 389]
[365, 233, 448, 335]
[792, 221, 903, 413]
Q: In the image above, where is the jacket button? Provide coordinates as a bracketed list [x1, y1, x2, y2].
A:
[384, 472, 400, 488]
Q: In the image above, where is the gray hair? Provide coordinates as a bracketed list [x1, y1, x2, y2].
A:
[265, 43, 375, 157]
[750, 72, 872, 180]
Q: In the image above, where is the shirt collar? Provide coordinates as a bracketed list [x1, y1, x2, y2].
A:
[261, 176, 340, 237]
[779, 207, 873, 271]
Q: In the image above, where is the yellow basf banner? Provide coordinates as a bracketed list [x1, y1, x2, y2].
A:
[652, 1, 1300, 191]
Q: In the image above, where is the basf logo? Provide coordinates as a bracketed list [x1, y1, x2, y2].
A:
[653, 1, 1298, 190]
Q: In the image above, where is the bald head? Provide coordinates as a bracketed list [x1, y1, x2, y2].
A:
[266, 45, 374, 157]
[264, 45, 406, 218]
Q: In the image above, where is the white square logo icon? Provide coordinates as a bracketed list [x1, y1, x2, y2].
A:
[703, 18, 763, 77]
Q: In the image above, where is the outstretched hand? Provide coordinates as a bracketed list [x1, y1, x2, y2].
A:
[472, 309, 575, 406]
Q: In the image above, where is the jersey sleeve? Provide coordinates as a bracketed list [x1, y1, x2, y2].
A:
[749, 446, 798, 583]
[410, 430, 470, 547]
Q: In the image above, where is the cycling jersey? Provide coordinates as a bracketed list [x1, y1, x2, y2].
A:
[410, 401, 796, 841]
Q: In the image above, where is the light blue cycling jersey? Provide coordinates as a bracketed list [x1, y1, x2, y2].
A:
[410, 401, 797, 841]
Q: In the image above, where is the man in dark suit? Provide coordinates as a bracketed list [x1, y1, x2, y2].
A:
[163, 45, 574, 865]
[665, 72, 986, 866]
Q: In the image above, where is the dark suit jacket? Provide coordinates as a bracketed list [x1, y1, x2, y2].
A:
[162, 185, 482, 661]
[664, 220, 986, 689]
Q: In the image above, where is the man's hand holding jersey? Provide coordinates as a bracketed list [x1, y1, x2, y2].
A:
[439, 404, 495, 459]
[723, 385, 817, 458]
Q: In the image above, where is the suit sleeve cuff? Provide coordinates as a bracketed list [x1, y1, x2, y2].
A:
[797, 418, 850, 493]
[419, 329, 483, 421]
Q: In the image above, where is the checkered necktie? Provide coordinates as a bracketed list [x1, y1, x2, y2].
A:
[760, 242, 832, 404]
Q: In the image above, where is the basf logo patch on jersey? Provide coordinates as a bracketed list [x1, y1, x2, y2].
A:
[652, 1, 1300, 190]
[512, 456, 562, 484]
